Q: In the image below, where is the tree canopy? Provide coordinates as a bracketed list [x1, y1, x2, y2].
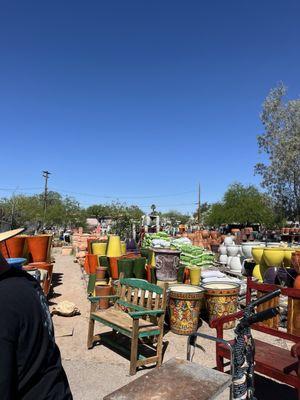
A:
[255, 83, 300, 220]
[0, 191, 86, 230]
[161, 210, 190, 225]
[205, 183, 275, 227]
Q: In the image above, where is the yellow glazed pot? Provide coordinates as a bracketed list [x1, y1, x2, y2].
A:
[92, 242, 107, 256]
[251, 247, 265, 264]
[121, 241, 126, 255]
[106, 235, 122, 258]
[189, 267, 201, 286]
[263, 248, 284, 267]
[252, 264, 263, 282]
[283, 248, 297, 268]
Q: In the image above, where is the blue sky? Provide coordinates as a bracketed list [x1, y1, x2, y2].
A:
[0, 1, 299, 213]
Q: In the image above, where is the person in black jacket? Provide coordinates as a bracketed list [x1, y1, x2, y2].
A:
[0, 228, 72, 400]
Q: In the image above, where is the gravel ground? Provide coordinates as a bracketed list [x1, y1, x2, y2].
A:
[50, 250, 297, 400]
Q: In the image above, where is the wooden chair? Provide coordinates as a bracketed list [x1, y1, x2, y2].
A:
[211, 277, 300, 399]
[87, 275, 167, 375]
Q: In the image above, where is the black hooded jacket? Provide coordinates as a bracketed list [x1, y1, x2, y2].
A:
[0, 267, 72, 399]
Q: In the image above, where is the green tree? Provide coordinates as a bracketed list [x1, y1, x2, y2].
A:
[255, 83, 300, 220]
[161, 210, 190, 225]
[205, 183, 276, 227]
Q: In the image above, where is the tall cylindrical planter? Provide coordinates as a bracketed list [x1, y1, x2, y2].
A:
[117, 258, 134, 278]
[153, 248, 181, 282]
[6, 236, 26, 258]
[26, 235, 50, 262]
[109, 257, 120, 279]
[133, 257, 146, 279]
[86, 254, 99, 274]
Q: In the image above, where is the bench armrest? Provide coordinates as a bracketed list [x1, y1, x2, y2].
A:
[88, 295, 119, 303]
[129, 309, 165, 319]
[210, 310, 244, 330]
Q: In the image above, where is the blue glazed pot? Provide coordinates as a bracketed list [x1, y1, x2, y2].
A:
[5, 258, 27, 269]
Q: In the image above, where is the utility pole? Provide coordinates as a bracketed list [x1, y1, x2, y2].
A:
[198, 183, 201, 229]
[42, 170, 51, 228]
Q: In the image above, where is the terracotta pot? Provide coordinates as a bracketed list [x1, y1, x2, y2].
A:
[210, 232, 218, 240]
[96, 266, 108, 280]
[201, 230, 209, 239]
[292, 253, 300, 274]
[294, 275, 300, 289]
[86, 254, 98, 274]
[95, 285, 112, 309]
[26, 235, 50, 262]
[6, 236, 26, 258]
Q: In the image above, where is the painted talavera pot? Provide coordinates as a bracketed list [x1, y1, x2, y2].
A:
[201, 281, 240, 329]
[168, 285, 205, 335]
[153, 248, 181, 281]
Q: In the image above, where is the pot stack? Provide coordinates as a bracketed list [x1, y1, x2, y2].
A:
[218, 236, 242, 273]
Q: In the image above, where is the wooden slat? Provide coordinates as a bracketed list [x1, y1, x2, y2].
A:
[126, 286, 132, 302]
[154, 293, 160, 310]
[133, 288, 139, 305]
[120, 284, 127, 299]
[146, 291, 153, 310]
[139, 289, 145, 308]
[91, 308, 159, 333]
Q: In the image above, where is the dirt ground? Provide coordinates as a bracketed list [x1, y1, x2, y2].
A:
[50, 249, 297, 400]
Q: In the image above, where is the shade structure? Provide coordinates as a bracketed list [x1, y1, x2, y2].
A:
[106, 235, 122, 258]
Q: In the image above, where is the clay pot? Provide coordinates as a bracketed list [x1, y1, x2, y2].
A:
[294, 275, 300, 289]
[291, 252, 300, 274]
[96, 266, 108, 280]
[6, 236, 26, 258]
[210, 231, 218, 240]
[0, 242, 9, 258]
[201, 230, 209, 239]
[95, 285, 112, 309]
[26, 235, 50, 262]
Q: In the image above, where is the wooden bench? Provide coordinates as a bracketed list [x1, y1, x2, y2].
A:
[211, 277, 300, 399]
[87, 275, 167, 375]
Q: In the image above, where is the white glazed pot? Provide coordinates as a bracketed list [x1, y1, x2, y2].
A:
[224, 236, 234, 246]
[219, 254, 228, 264]
[219, 245, 227, 255]
[241, 242, 264, 258]
[230, 256, 242, 272]
[227, 256, 232, 267]
[227, 245, 239, 257]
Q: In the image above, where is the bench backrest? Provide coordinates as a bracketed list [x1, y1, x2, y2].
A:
[246, 277, 300, 343]
[116, 277, 167, 313]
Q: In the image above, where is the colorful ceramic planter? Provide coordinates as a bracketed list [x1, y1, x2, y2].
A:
[117, 258, 134, 278]
[189, 267, 201, 285]
[263, 248, 284, 267]
[92, 242, 107, 256]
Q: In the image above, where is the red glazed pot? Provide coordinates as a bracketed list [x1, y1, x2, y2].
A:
[26, 235, 50, 262]
[294, 275, 300, 289]
[6, 236, 26, 258]
[95, 285, 112, 309]
[109, 257, 120, 279]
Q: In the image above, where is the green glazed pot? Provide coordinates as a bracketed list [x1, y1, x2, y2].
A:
[117, 258, 134, 278]
[133, 257, 146, 279]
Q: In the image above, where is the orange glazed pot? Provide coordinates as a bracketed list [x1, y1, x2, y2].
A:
[294, 275, 300, 289]
[109, 257, 120, 279]
[6, 236, 26, 258]
[26, 235, 50, 262]
[86, 254, 98, 274]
